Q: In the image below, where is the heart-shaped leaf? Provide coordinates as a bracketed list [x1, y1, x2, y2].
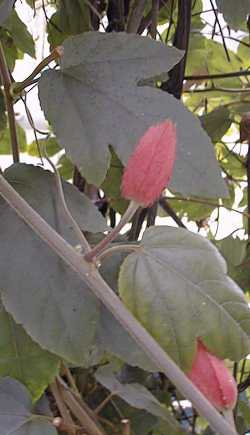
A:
[0, 301, 59, 400]
[39, 31, 227, 197]
[119, 226, 250, 370]
[0, 164, 104, 364]
[0, 377, 57, 435]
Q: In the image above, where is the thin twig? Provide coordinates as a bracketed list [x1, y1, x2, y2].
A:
[60, 380, 107, 435]
[97, 244, 139, 262]
[0, 174, 238, 435]
[95, 393, 114, 414]
[159, 197, 187, 228]
[185, 69, 250, 81]
[149, 0, 159, 39]
[121, 419, 131, 435]
[165, 195, 250, 219]
[50, 380, 76, 435]
[209, 0, 230, 62]
[12, 47, 63, 95]
[84, 201, 139, 262]
[184, 85, 250, 93]
[43, 146, 91, 253]
[0, 42, 19, 162]
[61, 362, 80, 397]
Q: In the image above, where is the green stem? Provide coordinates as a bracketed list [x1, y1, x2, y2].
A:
[97, 243, 139, 262]
[0, 42, 19, 163]
[0, 174, 238, 435]
[12, 47, 63, 95]
[84, 201, 139, 262]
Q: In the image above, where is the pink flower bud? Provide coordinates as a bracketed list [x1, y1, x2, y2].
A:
[121, 120, 176, 207]
[187, 340, 237, 411]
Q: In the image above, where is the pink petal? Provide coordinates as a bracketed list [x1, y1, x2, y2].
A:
[122, 120, 176, 207]
[187, 340, 237, 411]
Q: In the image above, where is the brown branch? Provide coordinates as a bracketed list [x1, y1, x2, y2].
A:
[159, 197, 187, 228]
[0, 42, 19, 163]
[138, 0, 168, 34]
[165, 195, 250, 219]
[50, 380, 76, 435]
[149, 0, 159, 39]
[184, 85, 250, 94]
[161, 0, 192, 99]
[185, 69, 250, 81]
[209, 0, 230, 62]
[127, 0, 147, 33]
[12, 47, 63, 95]
[59, 380, 106, 435]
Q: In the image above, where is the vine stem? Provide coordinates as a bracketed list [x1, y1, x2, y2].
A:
[0, 174, 238, 435]
[12, 46, 64, 95]
[0, 42, 19, 163]
[185, 69, 250, 81]
[97, 244, 139, 262]
[84, 201, 139, 262]
[164, 196, 250, 219]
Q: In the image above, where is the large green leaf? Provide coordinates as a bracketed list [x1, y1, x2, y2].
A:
[39, 31, 227, 197]
[119, 226, 250, 370]
[215, 0, 250, 30]
[95, 365, 183, 434]
[0, 164, 107, 364]
[0, 301, 59, 400]
[0, 377, 57, 435]
[4, 9, 35, 58]
[0, 0, 14, 26]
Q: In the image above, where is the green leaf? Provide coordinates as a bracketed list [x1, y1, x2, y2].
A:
[0, 28, 18, 71]
[200, 107, 232, 143]
[95, 365, 183, 434]
[0, 123, 27, 154]
[215, 0, 250, 30]
[0, 377, 57, 435]
[217, 236, 247, 268]
[0, 301, 60, 400]
[0, 0, 14, 26]
[4, 10, 35, 58]
[57, 153, 74, 180]
[101, 149, 128, 214]
[39, 32, 227, 197]
[27, 137, 61, 157]
[96, 304, 156, 372]
[166, 197, 217, 222]
[57, 0, 90, 35]
[47, 0, 91, 49]
[119, 226, 250, 370]
[0, 163, 107, 364]
[237, 37, 250, 69]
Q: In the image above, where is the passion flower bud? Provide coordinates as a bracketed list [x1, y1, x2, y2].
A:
[121, 120, 176, 207]
[187, 340, 237, 411]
